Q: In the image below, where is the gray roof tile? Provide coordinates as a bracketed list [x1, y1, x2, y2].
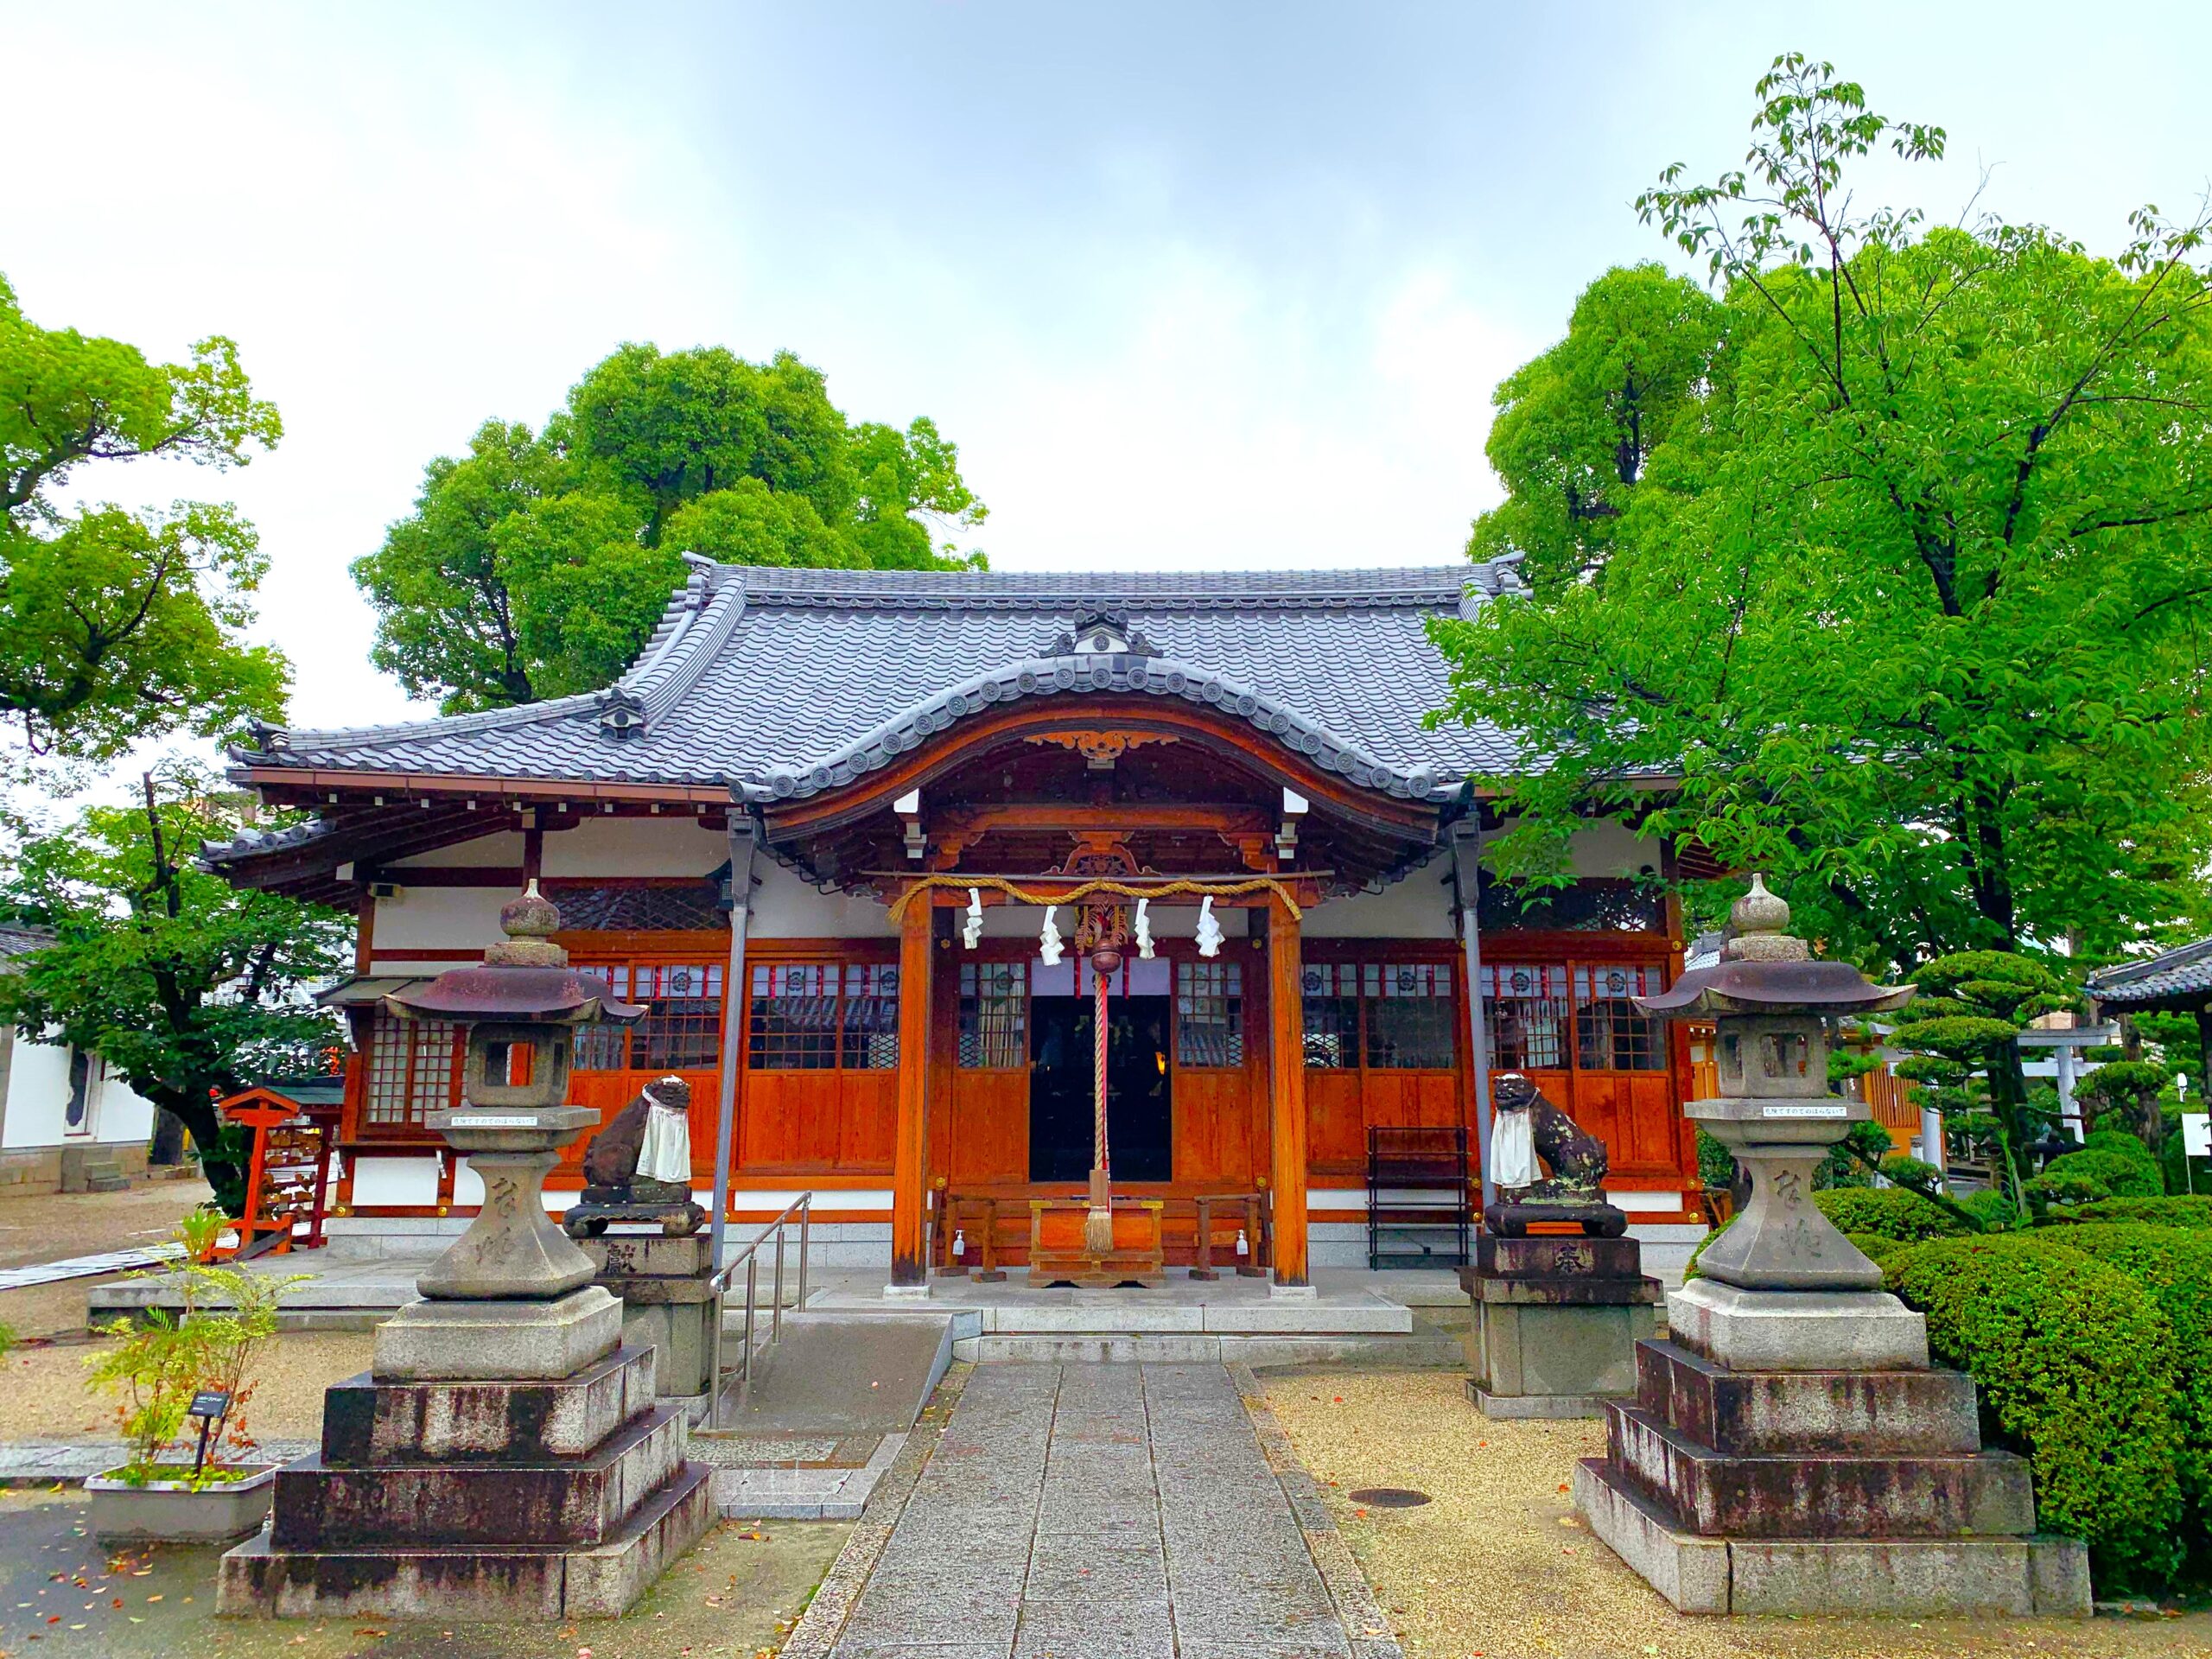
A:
[2084, 937, 2212, 1007]
[236, 563, 1522, 804]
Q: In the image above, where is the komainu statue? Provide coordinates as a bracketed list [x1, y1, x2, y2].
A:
[562, 1075, 708, 1237]
[1483, 1071, 1627, 1238]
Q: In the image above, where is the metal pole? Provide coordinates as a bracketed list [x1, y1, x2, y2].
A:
[1451, 823, 1497, 1213]
[741, 1256, 758, 1396]
[709, 819, 759, 1275]
[772, 1222, 785, 1342]
[798, 1200, 810, 1312]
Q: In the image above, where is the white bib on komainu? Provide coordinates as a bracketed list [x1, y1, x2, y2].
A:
[636, 1084, 692, 1184]
[1490, 1104, 1540, 1189]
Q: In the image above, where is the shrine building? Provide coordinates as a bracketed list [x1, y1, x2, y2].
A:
[206, 561, 1705, 1284]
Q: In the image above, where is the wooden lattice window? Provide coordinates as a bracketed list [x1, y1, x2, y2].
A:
[1175, 960, 1243, 1068]
[571, 963, 724, 1071]
[747, 963, 900, 1072]
[1361, 962, 1456, 1070]
[1300, 963, 1360, 1069]
[364, 1014, 460, 1131]
[1482, 964, 1571, 1071]
[1574, 964, 1666, 1071]
[958, 961, 1027, 1069]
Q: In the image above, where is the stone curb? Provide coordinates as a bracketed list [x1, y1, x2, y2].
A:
[1230, 1362, 1406, 1659]
[0, 1440, 316, 1484]
[773, 1363, 971, 1659]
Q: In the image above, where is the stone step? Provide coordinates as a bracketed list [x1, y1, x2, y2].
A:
[1604, 1402, 2037, 1539]
[220, 1459, 714, 1620]
[84, 1174, 131, 1193]
[320, 1344, 659, 1465]
[273, 1402, 688, 1550]
[957, 1330, 1463, 1366]
[1574, 1459, 2091, 1617]
[1634, 1338, 1981, 1456]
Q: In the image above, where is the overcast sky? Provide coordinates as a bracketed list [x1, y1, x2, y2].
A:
[5, 1, 2209, 765]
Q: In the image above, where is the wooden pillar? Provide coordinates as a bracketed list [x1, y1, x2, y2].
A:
[890, 893, 935, 1287]
[1267, 895, 1309, 1286]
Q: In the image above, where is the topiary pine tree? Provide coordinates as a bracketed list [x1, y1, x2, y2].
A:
[1890, 952, 2077, 1215]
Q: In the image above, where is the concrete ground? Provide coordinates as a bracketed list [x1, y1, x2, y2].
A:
[0, 1488, 844, 1657]
[1262, 1368, 2212, 1659]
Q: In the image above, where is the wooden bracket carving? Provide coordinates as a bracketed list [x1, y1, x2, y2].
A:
[1024, 731, 1179, 770]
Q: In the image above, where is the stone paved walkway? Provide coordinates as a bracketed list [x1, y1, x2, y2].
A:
[820, 1363, 1390, 1659]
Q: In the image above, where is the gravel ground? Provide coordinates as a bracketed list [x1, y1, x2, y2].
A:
[1262, 1369, 2210, 1659]
[0, 1179, 213, 1272]
[0, 1489, 843, 1657]
[0, 1331, 374, 1443]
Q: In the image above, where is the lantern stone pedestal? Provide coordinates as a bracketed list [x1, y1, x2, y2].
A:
[1459, 1234, 1660, 1418]
[1572, 879, 2090, 1617]
[219, 890, 712, 1621]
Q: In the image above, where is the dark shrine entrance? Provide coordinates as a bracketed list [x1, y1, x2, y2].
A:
[1028, 995, 1173, 1182]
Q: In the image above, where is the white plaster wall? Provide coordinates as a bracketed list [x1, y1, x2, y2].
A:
[1303, 854, 1456, 938]
[1569, 821, 1662, 879]
[0, 1039, 156, 1150]
[350, 1157, 441, 1207]
[749, 859, 898, 938]
[368, 886, 513, 952]
[545, 817, 727, 878]
[386, 830, 524, 869]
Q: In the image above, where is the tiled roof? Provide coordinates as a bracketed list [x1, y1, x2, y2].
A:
[2084, 937, 2212, 1007]
[0, 923, 55, 968]
[232, 561, 1526, 806]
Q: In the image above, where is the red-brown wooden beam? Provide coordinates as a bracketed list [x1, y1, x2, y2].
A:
[1266, 894, 1310, 1287]
[889, 892, 935, 1287]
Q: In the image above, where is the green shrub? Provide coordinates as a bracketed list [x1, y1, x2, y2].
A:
[2085, 1126, 2161, 1167]
[1958, 1188, 2020, 1229]
[1812, 1186, 1974, 1243]
[2044, 1147, 2163, 1199]
[2068, 1195, 2212, 1230]
[2022, 1170, 2113, 1214]
[1843, 1230, 1911, 1268]
[1695, 1128, 1738, 1192]
[1683, 1216, 1731, 1279]
[1878, 1152, 1944, 1190]
[2036, 1224, 2212, 1523]
[1887, 1236, 2187, 1592]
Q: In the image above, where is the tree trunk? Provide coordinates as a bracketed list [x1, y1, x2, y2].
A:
[149, 1086, 244, 1214]
[148, 1108, 188, 1166]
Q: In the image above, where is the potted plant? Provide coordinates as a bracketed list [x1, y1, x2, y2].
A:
[85, 1209, 304, 1543]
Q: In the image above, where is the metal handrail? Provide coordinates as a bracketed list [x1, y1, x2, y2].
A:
[705, 1193, 812, 1429]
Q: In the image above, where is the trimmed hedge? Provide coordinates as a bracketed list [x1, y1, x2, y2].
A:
[2070, 1195, 2212, 1229]
[1812, 1185, 1974, 1243]
[2044, 1147, 2164, 1199]
[1887, 1236, 2187, 1592]
[2031, 1223, 2212, 1518]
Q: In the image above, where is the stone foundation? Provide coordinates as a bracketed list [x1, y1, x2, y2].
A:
[1575, 1296, 2093, 1616]
[1461, 1233, 1661, 1416]
[580, 1233, 718, 1404]
[219, 1342, 712, 1620]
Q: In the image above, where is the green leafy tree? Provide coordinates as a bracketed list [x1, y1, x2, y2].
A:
[0, 273, 289, 763]
[1431, 55, 2212, 971]
[1890, 951, 2076, 1210]
[0, 765, 349, 1210]
[353, 345, 987, 713]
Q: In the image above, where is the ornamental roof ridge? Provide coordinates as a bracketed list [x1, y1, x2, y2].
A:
[733, 648, 1455, 805]
[2083, 935, 2212, 1003]
[711, 563, 1484, 611]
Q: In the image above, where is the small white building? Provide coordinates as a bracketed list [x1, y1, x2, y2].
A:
[0, 924, 158, 1192]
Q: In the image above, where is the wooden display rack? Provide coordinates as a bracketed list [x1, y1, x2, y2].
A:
[219, 1084, 341, 1256]
[1027, 1197, 1166, 1287]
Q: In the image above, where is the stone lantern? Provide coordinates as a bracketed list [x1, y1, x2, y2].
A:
[1566, 875, 2089, 1618]
[219, 884, 715, 1621]
[1647, 874, 1916, 1303]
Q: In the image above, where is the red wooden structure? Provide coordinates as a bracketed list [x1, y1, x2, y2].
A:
[219, 1079, 344, 1255]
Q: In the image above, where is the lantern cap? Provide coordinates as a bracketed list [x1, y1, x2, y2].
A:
[1635, 873, 1915, 1019]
